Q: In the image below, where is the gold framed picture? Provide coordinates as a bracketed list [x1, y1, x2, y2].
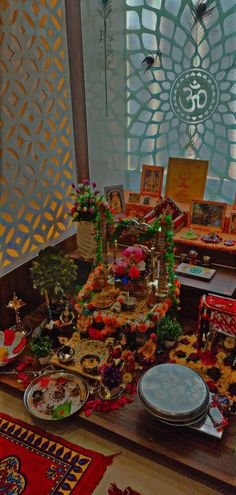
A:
[229, 213, 236, 234]
[165, 157, 208, 202]
[128, 192, 141, 204]
[140, 165, 164, 197]
[104, 184, 126, 217]
[190, 200, 227, 231]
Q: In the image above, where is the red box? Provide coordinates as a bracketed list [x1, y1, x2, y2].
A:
[198, 294, 236, 349]
[144, 197, 187, 232]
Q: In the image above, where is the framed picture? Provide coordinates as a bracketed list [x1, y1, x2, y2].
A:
[190, 200, 227, 231]
[233, 193, 236, 210]
[140, 165, 164, 197]
[128, 192, 141, 204]
[104, 185, 126, 216]
[165, 157, 208, 202]
[229, 213, 236, 234]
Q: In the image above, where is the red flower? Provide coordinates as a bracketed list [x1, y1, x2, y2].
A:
[128, 265, 140, 279]
[70, 206, 77, 216]
[88, 327, 103, 340]
[115, 262, 128, 276]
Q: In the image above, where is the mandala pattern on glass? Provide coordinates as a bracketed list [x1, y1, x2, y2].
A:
[126, 0, 236, 202]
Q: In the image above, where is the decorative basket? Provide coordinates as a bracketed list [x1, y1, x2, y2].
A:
[76, 221, 96, 261]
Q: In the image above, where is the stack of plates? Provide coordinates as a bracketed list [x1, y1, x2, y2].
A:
[138, 363, 210, 426]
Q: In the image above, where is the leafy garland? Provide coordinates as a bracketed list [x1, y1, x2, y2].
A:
[111, 214, 180, 310]
[94, 200, 114, 265]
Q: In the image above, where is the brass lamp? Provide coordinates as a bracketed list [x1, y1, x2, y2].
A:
[6, 292, 28, 333]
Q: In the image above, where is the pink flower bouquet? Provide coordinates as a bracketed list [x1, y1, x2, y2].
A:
[111, 245, 150, 284]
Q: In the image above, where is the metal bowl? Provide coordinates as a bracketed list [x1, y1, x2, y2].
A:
[56, 345, 75, 363]
[0, 329, 26, 367]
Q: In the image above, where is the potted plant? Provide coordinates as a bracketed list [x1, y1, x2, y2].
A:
[30, 336, 52, 365]
[157, 316, 182, 349]
[30, 247, 78, 316]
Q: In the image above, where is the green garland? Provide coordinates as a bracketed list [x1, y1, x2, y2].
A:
[94, 204, 114, 265]
[111, 214, 179, 312]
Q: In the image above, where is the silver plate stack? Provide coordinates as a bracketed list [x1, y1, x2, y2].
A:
[138, 363, 210, 426]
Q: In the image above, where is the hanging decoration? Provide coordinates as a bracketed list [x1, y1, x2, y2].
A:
[189, 0, 215, 27]
[97, 0, 113, 117]
[141, 49, 161, 73]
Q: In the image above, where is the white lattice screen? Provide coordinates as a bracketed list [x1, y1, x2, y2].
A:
[0, 0, 76, 276]
[82, 0, 236, 201]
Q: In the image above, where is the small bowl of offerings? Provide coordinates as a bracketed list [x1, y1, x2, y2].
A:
[80, 354, 100, 375]
[56, 345, 75, 363]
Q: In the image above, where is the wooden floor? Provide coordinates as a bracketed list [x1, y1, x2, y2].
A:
[1, 308, 236, 494]
[0, 386, 227, 495]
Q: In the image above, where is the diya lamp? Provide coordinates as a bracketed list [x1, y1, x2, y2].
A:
[6, 292, 30, 334]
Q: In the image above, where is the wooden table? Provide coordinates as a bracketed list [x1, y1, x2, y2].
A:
[1, 307, 236, 494]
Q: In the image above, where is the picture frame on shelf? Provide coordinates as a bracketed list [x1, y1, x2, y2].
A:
[229, 212, 236, 234]
[140, 164, 164, 197]
[128, 192, 141, 204]
[104, 184, 126, 217]
[165, 157, 208, 202]
[233, 193, 236, 210]
[189, 200, 227, 231]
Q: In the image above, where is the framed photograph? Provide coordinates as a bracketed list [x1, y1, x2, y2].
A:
[229, 213, 236, 234]
[190, 200, 227, 231]
[165, 157, 208, 202]
[140, 165, 164, 197]
[128, 192, 141, 204]
[233, 193, 236, 210]
[104, 185, 126, 216]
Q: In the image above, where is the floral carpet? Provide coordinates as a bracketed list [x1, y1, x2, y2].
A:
[0, 413, 114, 495]
[169, 334, 236, 410]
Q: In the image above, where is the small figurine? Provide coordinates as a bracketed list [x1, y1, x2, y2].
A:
[137, 334, 157, 364]
[201, 232, 222, 244]
[188, 250, 198, 265]
[224, 239, 235, 246]
[59, 303, 75, 326]
[120, 349, 136, 383]
[99, 356, 123, 399]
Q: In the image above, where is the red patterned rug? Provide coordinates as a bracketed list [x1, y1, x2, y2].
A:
[0, 412, 114, 495]
[108, 484, 142, 495]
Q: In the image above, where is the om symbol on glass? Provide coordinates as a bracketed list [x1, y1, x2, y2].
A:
[170, 69, 219, 124]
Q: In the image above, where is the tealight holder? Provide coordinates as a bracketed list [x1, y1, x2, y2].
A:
[202, 256, 211, 267]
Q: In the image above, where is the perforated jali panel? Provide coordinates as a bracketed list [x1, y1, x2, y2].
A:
[0, 0, 76, 275]
[126, 0, 236, 201]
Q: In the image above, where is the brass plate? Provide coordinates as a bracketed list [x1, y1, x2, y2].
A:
[138, 363, 209, 421]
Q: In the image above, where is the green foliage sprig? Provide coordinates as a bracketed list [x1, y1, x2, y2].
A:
[30, 247, 78, 299]
[157, 316, 182, 345]
[30, 335, 52, 358]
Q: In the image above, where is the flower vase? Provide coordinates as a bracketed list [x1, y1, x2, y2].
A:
[76, 221, 97, 261]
